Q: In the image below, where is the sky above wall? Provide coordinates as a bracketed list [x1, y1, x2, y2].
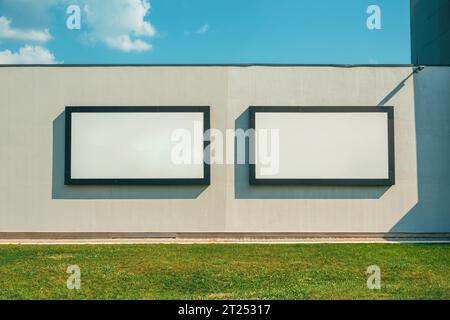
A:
[0, 0, 411, 64]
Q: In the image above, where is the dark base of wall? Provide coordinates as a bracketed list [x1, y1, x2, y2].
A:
[0, 232, 449, 242]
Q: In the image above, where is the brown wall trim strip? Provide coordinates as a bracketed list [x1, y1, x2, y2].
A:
[0, 232, 449, 240]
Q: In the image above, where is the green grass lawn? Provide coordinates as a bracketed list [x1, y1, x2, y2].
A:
[0, 244, 448, 300]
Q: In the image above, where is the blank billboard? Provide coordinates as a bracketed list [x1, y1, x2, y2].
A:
[65, 106, 210, 185]
[249, 107, 395, 186]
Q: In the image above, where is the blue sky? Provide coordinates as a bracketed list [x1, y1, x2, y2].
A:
[0, 0, 411, 64]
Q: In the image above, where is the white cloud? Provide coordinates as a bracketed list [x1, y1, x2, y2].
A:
[82, 0, 156, 52]
[105, 35, 151, 52]
[0, 1, 157, 54]
[0, 16, 52, 42]
[196, 24, 209, 34]
[185, 24, 210, 36]
[0, 45, 59, 64]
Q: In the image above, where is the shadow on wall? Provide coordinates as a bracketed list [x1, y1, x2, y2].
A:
[52, 112, 207, 199]
[389, 67, 450, 232]
[377, 69, 417, 107]
[234, 109, 390, 199]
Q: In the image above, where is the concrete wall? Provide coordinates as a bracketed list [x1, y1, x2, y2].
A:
[0, 66, 447, 233]
[410, 0, 450, 65]
[391, 66, 450, 232]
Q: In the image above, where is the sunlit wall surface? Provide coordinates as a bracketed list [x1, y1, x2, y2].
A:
[0, 0, 411, 64]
